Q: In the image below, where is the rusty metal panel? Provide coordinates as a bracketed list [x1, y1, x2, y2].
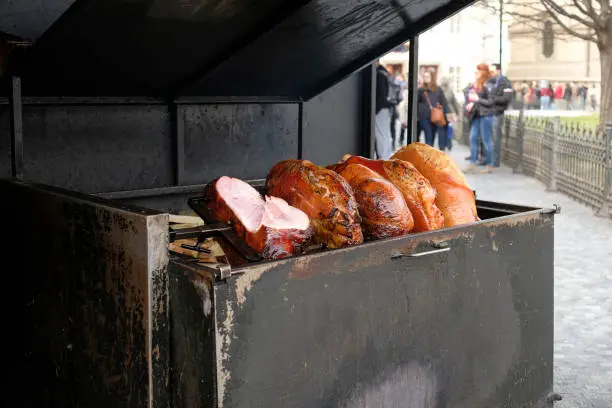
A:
[182, 104, 298, 185]
[10, 180, 170, 408]
[168, 260, 217, 408]
[212, 210, 554, 408]
[21, 105, 173, 193]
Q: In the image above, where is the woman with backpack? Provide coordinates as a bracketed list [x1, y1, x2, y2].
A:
[463, 63, 496, 174]
[417, 71, 449, 150]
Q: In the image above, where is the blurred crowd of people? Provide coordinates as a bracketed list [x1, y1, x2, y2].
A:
[374, 59, 601, 176]
[515, 81, 598, 111]
[375, 61, 459, 160]
[374, 60, 511, 175]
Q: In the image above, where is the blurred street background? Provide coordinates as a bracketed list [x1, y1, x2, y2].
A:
[381, 0, 611, 406]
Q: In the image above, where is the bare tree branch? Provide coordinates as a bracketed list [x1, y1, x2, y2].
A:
[598, 0, 610, 23]
[571, 0, 595, 21]
[480, 0, 608, 44]
[477, 0, 611, 125]
[595, 0, 609, 13]
[541, 0, 597, 29]
[540, 0, 597, 40]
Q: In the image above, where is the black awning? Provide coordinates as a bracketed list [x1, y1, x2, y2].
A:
[1, 0, 474, 99]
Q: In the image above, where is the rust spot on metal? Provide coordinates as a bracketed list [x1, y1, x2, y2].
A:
[106, 375, 122, 384]
[152, 344, 160, 360]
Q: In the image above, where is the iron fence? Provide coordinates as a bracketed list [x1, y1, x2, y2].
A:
[498, 114, 611, 218]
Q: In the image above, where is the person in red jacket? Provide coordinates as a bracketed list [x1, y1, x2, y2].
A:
[554, 82, 564, 109]
[539, 80, 552, 110]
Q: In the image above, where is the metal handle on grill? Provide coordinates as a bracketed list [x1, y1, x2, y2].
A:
[391, 242, 450, 259]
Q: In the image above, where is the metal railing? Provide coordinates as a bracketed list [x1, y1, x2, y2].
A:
[502, 115, 611, 217]
[460, 110, 611, 217]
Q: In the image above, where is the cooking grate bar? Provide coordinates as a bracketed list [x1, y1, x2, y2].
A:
[169, 223, 232, 242]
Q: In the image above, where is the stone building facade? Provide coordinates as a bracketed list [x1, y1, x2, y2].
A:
[506, 11, 601, 91]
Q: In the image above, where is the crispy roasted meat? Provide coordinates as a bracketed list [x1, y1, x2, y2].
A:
[391, 143, 478, 227]
[329, 155, 444, 232]
[336, 163, 414, 239]
[266, 159, 364, 248]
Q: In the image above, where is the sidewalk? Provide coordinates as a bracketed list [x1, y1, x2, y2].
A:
[448, 144, 612, 408]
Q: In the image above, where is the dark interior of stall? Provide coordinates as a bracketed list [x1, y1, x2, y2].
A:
[1, 0, 474, 206]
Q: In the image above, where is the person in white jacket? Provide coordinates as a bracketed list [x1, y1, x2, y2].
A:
[396, 89, 409, 149]
[588, 85, 597, 111]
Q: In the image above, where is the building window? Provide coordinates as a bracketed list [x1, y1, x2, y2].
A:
[450, 15, 461, 34]
[542, 20, 554, 58]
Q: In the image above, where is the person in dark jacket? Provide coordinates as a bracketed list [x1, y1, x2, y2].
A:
[374, 61, 394, 159]
[578, 84, 588, 110]
[563, 83, 573, 110]
[489, 63, 513, 167]
[417, 71, 449, 150]
[463, 63, 496, 173]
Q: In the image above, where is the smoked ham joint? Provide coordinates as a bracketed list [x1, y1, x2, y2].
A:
[203, 143, 478, 261]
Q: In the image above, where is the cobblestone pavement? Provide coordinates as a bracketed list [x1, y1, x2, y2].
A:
[448, 144, 612, 408]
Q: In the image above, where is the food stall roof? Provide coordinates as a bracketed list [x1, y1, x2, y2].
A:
[1, 0, 474, 99]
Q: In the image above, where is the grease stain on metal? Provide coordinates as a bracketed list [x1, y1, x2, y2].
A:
[192, 279, 212, 317]
[341, 362, 438, 408]
[216, 262, 280, 406]
[216, 300, 235, 408]
[485, 212, 542, 228]
[234, 263, 278, 306]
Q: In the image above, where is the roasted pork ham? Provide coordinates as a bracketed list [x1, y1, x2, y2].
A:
[391, 143, 478, 227]
[328, 155, 444, 232]
[337, 163, 413, 238]
[204, 176, 312, 259]
[266, 160, 364, 248]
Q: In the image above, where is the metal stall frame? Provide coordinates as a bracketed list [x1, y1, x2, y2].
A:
[12, 174, 558, 408]
[3, 1, 558, 407]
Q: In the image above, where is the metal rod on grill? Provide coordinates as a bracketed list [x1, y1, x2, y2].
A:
[169, 223, 232, 241]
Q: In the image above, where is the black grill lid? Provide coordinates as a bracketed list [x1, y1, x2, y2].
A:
[1, 0, 474, 99]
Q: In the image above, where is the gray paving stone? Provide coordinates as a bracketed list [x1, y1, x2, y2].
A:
[448, 144, 612, 408]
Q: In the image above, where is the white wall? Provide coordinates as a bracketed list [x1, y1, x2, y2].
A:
[420, 5, 510, 87]
[380, 3, 510, 95]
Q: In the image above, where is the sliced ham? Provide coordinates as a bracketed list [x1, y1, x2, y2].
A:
[204, 176, 311, 260]
[336, 163, 414, 239]
[328, 155, 444, 232]
[259, 196, 312, 259]
[266, 159, 364, 248]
